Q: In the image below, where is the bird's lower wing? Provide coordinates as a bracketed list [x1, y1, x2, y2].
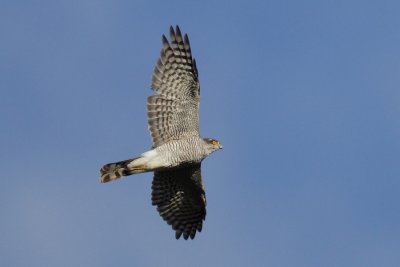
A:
[151, 163, 206, 240]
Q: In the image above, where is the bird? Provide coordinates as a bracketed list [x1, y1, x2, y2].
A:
[100, 26, 222, 240]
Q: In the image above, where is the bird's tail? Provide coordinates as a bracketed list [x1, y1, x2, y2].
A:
[100, 156, 149, 183]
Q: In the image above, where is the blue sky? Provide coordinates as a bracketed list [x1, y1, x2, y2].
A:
[1, 0, 400, 266]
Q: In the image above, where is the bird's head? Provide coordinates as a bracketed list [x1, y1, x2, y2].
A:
[203, 138, 223, 154]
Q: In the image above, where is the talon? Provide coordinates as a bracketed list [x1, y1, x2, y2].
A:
[132, 164, 147, 171]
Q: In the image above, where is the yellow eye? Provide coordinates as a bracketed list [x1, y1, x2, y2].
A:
[211, 139, 218, 145]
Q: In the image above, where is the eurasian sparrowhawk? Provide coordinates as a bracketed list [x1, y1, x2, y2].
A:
[100, 26, 222, 240]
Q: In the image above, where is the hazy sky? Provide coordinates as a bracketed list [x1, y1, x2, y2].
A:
[1, 0, 400, 266]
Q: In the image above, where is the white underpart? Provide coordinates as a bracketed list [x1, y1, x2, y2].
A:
[127, 149, 168, 170]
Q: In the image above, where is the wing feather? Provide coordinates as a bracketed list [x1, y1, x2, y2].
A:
[148, 26, 200, 147]
[151, 164, 206, 240]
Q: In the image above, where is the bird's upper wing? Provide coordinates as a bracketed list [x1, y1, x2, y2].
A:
[151, 164, 206, 240]
[148, 26, 200, 147]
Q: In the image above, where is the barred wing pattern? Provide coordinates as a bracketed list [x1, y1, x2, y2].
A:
[148, 26, 200, 148]
[151, 164, 206, 240]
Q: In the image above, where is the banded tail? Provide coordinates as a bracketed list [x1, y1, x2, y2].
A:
[100, 156, 149, 183]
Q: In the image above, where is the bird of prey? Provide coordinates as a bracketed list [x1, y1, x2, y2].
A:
[100, 26, 222, 240]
